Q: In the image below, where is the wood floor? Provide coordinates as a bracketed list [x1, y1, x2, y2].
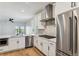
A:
[0, 47, 44, 56]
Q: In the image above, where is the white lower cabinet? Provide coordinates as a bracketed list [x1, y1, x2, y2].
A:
[8, 37, 25, 51]
[48, 42, 56, 56]
[9, 37, 18, 50]
[18, 37, 25, 49]
[34, 36, 38, 48]
[37, 37, 43, 51]
[43, 41, 56, 56]
[42, 39, 49, 55]
[34, 36, 56, 56]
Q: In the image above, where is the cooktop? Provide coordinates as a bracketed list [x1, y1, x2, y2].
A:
[39, 35, 56, 39]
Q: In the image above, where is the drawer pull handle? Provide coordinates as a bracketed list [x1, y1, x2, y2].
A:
[49, 43, 54, 45]
[40, 43, 43, 46]
[17, 41, 19, 43]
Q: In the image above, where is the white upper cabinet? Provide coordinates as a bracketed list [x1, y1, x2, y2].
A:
[55, 2, 71, 15]
[38, 13, 41, 20]
[37, 12, 45, 29]
[55, 2, 79, 15]
[41, 10, 46, 20]
[35, 15, 38, 27]
[75, 2, 79, 7]
[45, 9, 49, 19]
[37, 13, 41, 27]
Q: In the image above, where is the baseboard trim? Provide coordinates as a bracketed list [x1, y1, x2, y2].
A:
[0, 48, 25, 54]
[25, 46, 33, 48]
[34, 47, 46, 56]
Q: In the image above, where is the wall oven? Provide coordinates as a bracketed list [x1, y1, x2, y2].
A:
[0, 38, 8, 46]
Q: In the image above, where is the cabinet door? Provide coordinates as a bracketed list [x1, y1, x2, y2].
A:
[36, 37, 40, 49]
[37, 37, 43, 51]
[18, 37, 25, 49]
[37, 13, 41, 27]
[48, 42, 56, 56]
[34, 36, 37, 46]
[8, 38, 18, 50]
[45, 9, 49, 19]
[38, 13, 41, 20]
[41, 10, 46, 20]
[42, 39, 48, 55]
[76, 2, 79, 7]
[34, 36, 38, 48]
[55, 2, 71, 15]
[35, 39, 39, 48]
[37, 13, 44, 29]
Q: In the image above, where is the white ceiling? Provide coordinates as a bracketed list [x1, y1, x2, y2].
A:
[0, 2, 50, 22]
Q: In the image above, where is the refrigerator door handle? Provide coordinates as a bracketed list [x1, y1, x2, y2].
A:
[73, 16, 77, 55]
[69, 16, 73, 53]
[74, 16, 77, 53]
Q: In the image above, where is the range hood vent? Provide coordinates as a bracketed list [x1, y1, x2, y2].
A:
[40, 4, 55, 22]
[46, 4, 53, 19]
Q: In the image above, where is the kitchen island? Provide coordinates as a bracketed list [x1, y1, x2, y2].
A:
[0, 34, 34, 53]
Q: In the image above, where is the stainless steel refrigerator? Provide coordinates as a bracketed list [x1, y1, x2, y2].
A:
[56, 10, 78, 56]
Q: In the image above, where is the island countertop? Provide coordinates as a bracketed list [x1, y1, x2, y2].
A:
[0, 35, 11, 38]
[0, 34, 35, 39]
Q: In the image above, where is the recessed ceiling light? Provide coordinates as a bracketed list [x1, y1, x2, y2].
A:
[25, 2, 29, 5]
[21, 10, 24, 12]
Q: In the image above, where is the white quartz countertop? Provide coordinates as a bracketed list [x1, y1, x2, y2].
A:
[0, 35, 11, 38]
[0, 34, 35, 38]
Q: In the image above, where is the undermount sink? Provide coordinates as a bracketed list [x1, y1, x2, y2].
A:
[11, 35, 24, 38]
[39, 35, 56, 39]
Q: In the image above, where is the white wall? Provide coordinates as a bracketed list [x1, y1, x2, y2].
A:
[26, 26, 32, 35]
[0, 21, 26, 35]
[0, 21, 16, 35]
[26, 19, 35, 35]
[44, 25, 56, 36]
[26, 16, 38, 35]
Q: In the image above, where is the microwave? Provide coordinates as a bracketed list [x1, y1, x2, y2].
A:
[0, 38, 8, 46]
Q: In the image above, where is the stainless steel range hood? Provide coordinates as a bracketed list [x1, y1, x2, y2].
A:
[41, 4, 55, 22]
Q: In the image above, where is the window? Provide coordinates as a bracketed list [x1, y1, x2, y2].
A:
[26, 26, 32, 35]
[16, 26, 25, 35]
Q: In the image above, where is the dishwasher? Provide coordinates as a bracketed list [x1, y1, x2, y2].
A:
[25, 36, 33, 48]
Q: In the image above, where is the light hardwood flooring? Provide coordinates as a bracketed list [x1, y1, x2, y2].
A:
[0, 47, 44, 56]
